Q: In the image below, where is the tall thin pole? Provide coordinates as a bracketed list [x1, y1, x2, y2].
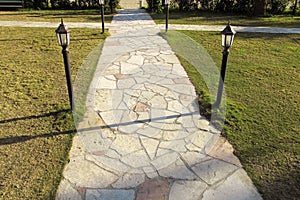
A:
[100, 3, 105, 33]
[165, 3, 169, 32]
[214, 48, 229, 108]
[62, 46, 75, 110]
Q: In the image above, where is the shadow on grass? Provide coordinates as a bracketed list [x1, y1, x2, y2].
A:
[0, 109, 70, 124]
[0, 109, 76, 145]
[0, 129, 75, 145]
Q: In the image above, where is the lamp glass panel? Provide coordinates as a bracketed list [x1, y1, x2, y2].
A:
[56, 33, 62, 46]
[67, 32, 70, 45]
[222, 34, 234, 48]
[58, 33, 70, 46]
[229, 35, 234, 46]
[165, 0, 170, 5]
[99, 0, 104, 4]
[221, 34, 226, 47]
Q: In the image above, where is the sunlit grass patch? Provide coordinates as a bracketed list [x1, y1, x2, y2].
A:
[165, 30, 300, 200]
[0, 26, 106, 199]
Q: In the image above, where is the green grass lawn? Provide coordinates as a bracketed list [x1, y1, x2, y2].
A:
[151, 10, 300, 28]
[0, 27, 106, 199]
[0, 9, 113, 23]
[165, 30, 300, 199]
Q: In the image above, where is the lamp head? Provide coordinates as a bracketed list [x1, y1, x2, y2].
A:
[221, 22, 236, 48]
[55, 18, 70, 47]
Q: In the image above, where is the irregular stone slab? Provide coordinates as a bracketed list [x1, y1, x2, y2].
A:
[79, 131, 112, 153]
[158, 158, 197, 180]
[143, 166, 159, 178]
[120, 150, 150, 168]
[180, 151, 210, 167]
[98, 76, 117, 89]
[140, 136, 160, 160]
[127, 55, 144, 66]
[205, 136, 242, 167]
[63, 156, 118, 188]
[137, 125, 161, 139]
[167, 99, 184, 113]
[192, 158, 238, 185]
[112, 172, 145, 189]
[110, 134, 143, 156]
[68, 134, 87, 158]
[173, 77, 191, 84]
[85, 189, 135, 200]
[169, 180, 207, 200]
[98, 110, 125, 129]
[117, 77, 136, 89]
[202, 169, 262, 200]
[172, 64, 189, 77]
[111, 89, 124, 109]
[136, 178, 170, 200]
[162, 130, 190, 141]
[159, 139, 187, 153]
[87, 155, 131, 174]
[149, 95, 167, 109]
[144, 83, 168, 95]
[190, 130, 215, 152]
[56, 179, 82, 200]
[150, 109, 179, 124]
[151, 151, 179, 171]
[94, 89, 112, 112]
[134, 102, 151, 112]
[159, 54, 180, 64]
[196, 117, 210, 131]
[121, 61, 142, 74]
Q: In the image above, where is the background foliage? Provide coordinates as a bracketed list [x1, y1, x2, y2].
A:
[146, 0, 299, 15]
[23, 0, 119, 11]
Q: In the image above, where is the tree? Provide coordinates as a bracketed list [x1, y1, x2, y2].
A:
[293, 0, 298, 15]
[253, 0, 266, 16]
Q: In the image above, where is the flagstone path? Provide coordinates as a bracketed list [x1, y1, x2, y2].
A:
[55, 9, 262, 200]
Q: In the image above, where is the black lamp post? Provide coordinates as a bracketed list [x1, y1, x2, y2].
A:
[165, 0, 170, 32]
[214, 22, 236, 108]
[55, 19, 75, 110]
[99, 0, 105, 34]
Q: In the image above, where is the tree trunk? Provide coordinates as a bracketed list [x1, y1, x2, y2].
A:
[253, 0, 266, 16]
[179, 0, 183, 11]
[293, 0, 298, 15]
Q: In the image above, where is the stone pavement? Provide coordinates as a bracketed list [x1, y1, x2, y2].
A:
[56, 9, 262, 200]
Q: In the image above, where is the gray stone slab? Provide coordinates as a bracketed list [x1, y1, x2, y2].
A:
[202, 169, 262, 200]
[192, 158, 238, 185]
[63, 156, 118, 188]
[158, 159, 197, 180]
[120, 150, 150, 168]
[110, 134, 143, 156]
[56, 179, 82, 200]
[169, 180, 207, 200]
[112, 172, 145, 189]
[85, 189, 135, 200]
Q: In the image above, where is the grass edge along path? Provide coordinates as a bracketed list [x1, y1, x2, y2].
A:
[163, 30, 300, 200]
[0, 26, 107, 199]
